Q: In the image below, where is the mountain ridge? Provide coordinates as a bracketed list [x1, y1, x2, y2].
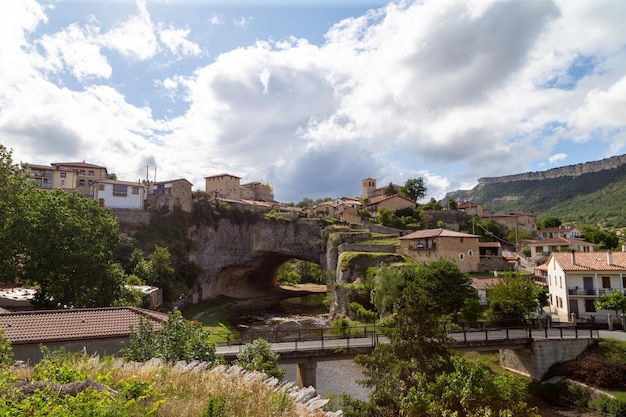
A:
[446, 154, 626, 228]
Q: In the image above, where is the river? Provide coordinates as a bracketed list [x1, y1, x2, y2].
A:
[200, 294, 600, 416]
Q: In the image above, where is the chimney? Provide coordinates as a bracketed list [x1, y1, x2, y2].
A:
[607, 251, 613, 265]
[571, 250, 576, 265]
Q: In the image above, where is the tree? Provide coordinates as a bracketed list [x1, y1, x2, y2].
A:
[121, 308, 217, 363]
[235, 338, 285, 379]
[595, 291, 626, 321]
[345, 265, 538, 417]
[447, 198, 457, 210]
[539, 216, 561, 229]
[486, 273, 541, 322]
[384, 182, 398, 196]
[0, 330, 14, 368]
[0, 145, 37, 282]
[413, 259, 475, 317]
[371, 264, 405, 317]
[421, 197, 442, 211]
[401, 177, 427, 202]
[581, 226, 619, 250]
[134, 245, 176, 296]
[26, 190, 124, 308]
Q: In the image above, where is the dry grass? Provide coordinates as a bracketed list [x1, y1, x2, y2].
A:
[9, 357, 327, 417]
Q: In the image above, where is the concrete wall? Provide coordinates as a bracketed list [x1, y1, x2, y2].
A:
[499, 338, 595, 380]
[13, 337, 129, 364]
[111, 208, 151, 226]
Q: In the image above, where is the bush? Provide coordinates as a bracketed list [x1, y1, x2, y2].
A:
[0, 330, 13, 368]
[235, 339, 285, 379]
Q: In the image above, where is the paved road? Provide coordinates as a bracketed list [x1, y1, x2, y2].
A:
[215, 327, 603, 358]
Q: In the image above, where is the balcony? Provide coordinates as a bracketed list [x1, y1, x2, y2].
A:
[568, 287, 624, 296]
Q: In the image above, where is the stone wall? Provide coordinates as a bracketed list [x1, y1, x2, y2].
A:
[111, 208, 151, 226]
[499, 338, 596, 380]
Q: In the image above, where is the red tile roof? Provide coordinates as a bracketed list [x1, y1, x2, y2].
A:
[0, 307, 168, 345]
[525, 237, 592, 246]
[399, 228, 479, 240]
[550, 251, 626, 271]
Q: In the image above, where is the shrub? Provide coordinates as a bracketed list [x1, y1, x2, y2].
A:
[235, 339, 285, 380]
[0, 330, 13, 368]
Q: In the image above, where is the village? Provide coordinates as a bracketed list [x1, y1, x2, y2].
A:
[4, 160, 625, 330]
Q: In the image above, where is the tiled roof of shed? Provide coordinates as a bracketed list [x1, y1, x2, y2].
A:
[399, 228, 480, 240]
[0, 307, 168, 345]
[550, 251, 626, 271]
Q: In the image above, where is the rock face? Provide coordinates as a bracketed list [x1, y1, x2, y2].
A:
[477, 154, 626, 184]
[187, 218, 326, 302]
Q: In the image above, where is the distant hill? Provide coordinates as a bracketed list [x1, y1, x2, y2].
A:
[446, 155, 626, 229]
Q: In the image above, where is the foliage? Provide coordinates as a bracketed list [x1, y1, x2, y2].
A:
[401, 177, 427, 202]
[121, 308, 217, 364]
[582, 226, 620, 250]
[384, 182, 399, 196]
[0, 144, 37, 282]
[486, 273, 542, 321]
[235, 338, 285, 379]
[596, 291, 626, 321]
[421, 197, 443, 210]
[447, 198, 458, 210]
[0, 330, 14, 368]
[348, 301, 376, 323]
[374, 206, 420, 230]
[453, 164, 626, 228]
[347, 264, 538, 417]
[27, 190, 124, 308]
[371, 264, 405, 317]
[276, 259, 323, 285]
[0, 350, 304, 417]
[32, 347, 88, 383]
[539, 216, 562, 229]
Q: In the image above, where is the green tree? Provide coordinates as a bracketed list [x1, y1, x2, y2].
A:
[539, 216, 562, 229]
[421, 197, 443, 211]
[383, 182, 399, 196]
[595, 291, 626, 321]
[401, 177, 427, 202]
[376, 207, 395, 227]
[413, 259, 475, 317]
[371, 264, 405, 317]
[121, 308, 217, 363]
[447, 198, 457, 210]
[581, 226, 619, 250]
[27, 190, 124, 308]
[486, 273, 540, 322]
[235, 338, 285, 379]
[0, 145, 37, 282]
[134, 245, 176, 296]
[0, 330, 14, 368]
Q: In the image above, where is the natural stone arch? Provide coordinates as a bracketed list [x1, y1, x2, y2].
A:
[188, 218, 326, 302]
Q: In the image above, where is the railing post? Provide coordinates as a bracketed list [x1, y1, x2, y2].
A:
[321, 329, 324, 350]
[463, 327, 467, 343]
[506, 328, 509, 340]
[560, 327, 563, 338]
[544, 327, 548, 339]
[575, 327, 578, 339]
[485, 327, 489, 341]
[528, 327, 532, 339]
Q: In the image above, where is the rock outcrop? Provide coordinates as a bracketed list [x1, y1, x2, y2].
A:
[477, 154, 626, 185]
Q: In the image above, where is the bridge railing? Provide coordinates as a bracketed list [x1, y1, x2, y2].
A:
[212, 321, 600, 350]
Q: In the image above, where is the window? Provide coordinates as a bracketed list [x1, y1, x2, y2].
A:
[98, 184, 105, 191]
[60, 180, 65, 186]
[79, 179, 85, 185]
[585, 300, 596, 312]
[458, 253, 465, 261]
[602, 277, 611, 289]
[132, 186, 139, 194]
[468, 250, 473, 257]
[60, 172, 66, 178]
[79, 170, 86, 175]
[559, 276, 562, 288]
[113, 184, 127, 196]
[88, 170, 95, 176]
[43, 178, 52, 184]
[549, 294, 553, 305]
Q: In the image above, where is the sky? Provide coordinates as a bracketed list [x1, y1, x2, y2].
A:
[1, 0, 626, 203]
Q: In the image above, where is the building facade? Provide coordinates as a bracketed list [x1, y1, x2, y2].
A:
[398, 228, 481, 272]
[148, 179, 193, 213]
[546, 251, 626, 322]
[91, 179, 145, 209]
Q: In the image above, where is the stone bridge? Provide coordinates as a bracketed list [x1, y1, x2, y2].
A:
[186, 218, 326, 302]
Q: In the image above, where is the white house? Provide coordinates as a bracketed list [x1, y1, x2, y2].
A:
[91, 179, 146, 209]
[546, 251, 626, 322]
[524, 237, 595, 261]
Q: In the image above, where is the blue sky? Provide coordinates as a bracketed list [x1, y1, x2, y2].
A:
[2, 0, 626, 203]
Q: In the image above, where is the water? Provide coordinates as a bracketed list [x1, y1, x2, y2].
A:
[204, 294, 598, 416]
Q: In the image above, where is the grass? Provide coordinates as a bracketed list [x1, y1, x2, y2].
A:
[2, 353, 319, 417]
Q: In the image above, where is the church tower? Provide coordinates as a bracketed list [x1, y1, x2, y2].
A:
[362, 177, 376, 199]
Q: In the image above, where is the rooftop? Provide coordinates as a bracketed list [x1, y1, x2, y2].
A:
[0, 307, 168, 345]
[399, 228, 480, 240]
[550, 251, 626, 271]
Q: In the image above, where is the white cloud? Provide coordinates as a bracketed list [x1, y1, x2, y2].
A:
[2, 0, 626, 202]
[549, 153, 567, 164]
[101, 0, 159, 60]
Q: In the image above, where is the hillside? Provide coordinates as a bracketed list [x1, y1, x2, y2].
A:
[447, 155, 626, 228]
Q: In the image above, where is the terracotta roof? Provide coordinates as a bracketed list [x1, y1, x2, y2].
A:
[534, 263, 548, 271]
[550, 251, 626, 271]
[367, 194, 414, 205]
[479, 242, 501, 248]
[399, 228, 479, 240]
[525, 237, 592, 246]
[472, 276, 501, 288]
[51, 162, 107, 169]
[538, 226, 579, 233]
[204, 173, 241, 179]
[0, 307, 168, 345]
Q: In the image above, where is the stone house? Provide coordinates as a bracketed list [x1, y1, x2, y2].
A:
[546, 251, 626, 322]
[365, 194, 416, 215]
[205, 173, 275, 202]
[362, 177, 405, 200]
[148, 178, 193, 213]
[398, 228, 481, 272]
[311, 197, 363, 221]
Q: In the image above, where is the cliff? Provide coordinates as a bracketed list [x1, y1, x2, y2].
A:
[477, 154, 626, 185]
